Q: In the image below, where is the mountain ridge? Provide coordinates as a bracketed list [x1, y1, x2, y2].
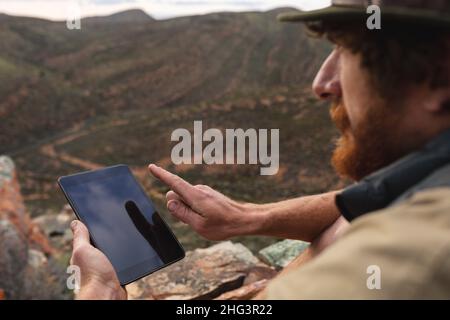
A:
[82, 9, 155, 24]
[0, 9, 339, 228]
[0, 7, 300, 23]
[0, 8, 329, 153]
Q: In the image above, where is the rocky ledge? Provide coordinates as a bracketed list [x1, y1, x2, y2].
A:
[126, 241, 277, 300]
[36, 205, 310, 300]
[0, 156, 64, 299]
[2, 156, 309, 300]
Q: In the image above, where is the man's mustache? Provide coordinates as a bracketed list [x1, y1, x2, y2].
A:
[330, 102, 351, 135]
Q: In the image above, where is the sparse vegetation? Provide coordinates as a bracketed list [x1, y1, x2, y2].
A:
[1, 9, 341, 252]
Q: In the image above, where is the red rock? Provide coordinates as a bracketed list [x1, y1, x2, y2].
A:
[0, 156, 62, 299]
[0, 157, 52, 255]
[126, 242, 277, 300]
[215, 279, 269, 300]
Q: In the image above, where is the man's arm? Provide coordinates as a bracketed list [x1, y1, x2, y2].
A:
[69, 165, 345, 300]
[69, 212, 349, 301]
[252, 192, 342, 241]
[264, 189, 450, 299]
[253, 215, 349, 299]
[149, 164, 342, 242]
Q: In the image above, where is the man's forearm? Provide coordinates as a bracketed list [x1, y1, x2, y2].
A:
[242, 191, 341, 242]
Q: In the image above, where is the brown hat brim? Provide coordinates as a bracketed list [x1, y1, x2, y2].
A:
[278, 6, 450, 28]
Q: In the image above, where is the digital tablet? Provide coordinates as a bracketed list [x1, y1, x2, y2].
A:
[58, 165, 185, 285]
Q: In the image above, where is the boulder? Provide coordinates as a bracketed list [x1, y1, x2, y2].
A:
[0, 156, 64, 299]
[126, 241, 277, 300]
[258, 239, 310, 270]
[0, 219, 28, 298]
[0, 156, 52, 254]
[215, 279, 269, 300]
[33, 205, 75, 252]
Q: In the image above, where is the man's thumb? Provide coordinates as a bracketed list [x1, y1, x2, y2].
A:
[71, 220, 90, 249]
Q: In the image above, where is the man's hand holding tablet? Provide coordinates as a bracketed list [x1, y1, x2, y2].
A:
[60, 165, 185, 299]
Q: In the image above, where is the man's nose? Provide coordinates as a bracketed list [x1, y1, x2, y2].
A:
[312, 49, 342, 100]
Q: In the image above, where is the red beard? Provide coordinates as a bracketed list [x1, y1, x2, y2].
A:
[330, 102, 410, 181]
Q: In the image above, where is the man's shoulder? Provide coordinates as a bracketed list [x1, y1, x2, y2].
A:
[400, 187, 450, 215]
[352, 187, 450, 234]
[346, 187, 450, 258]
[266, 187, 450, 299]
[395, 163, 450, 204]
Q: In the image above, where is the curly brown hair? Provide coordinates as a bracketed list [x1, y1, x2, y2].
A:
[307, 21, 450, 100]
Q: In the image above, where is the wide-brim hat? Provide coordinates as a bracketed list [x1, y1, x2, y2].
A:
[278, 0, 450, 28]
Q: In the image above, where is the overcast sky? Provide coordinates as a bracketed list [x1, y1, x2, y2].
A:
[0, 0, 331, 21]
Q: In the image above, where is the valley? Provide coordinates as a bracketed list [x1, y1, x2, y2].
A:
[0, 8, 342, 252]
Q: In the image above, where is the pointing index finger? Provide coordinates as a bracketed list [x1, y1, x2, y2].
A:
[148, 164, 197, 206]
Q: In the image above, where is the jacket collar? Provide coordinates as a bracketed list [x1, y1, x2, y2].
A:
[336, 129, 450, 221]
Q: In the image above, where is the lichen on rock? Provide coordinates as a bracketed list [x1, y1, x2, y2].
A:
[258, 239, 310, 270]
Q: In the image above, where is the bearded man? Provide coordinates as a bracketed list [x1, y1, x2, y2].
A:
[70, 1, 450, 299]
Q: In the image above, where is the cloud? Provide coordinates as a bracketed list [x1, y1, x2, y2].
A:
[0, 0, 331, 20]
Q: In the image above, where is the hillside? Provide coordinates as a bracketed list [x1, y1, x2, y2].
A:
[0, 9, 340, 252]
[0, 8, 330, 151]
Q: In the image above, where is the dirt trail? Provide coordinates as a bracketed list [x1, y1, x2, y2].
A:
[31, 119, 161, 204]
[27, 130, 154, 204]
[40, 132, 103, 171]
[39, 120, 130, 171]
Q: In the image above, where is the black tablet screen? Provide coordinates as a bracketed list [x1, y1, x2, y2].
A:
[60, 165, 184, 285]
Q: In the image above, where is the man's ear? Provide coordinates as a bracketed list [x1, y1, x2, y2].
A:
[423, 89, 450, 113]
